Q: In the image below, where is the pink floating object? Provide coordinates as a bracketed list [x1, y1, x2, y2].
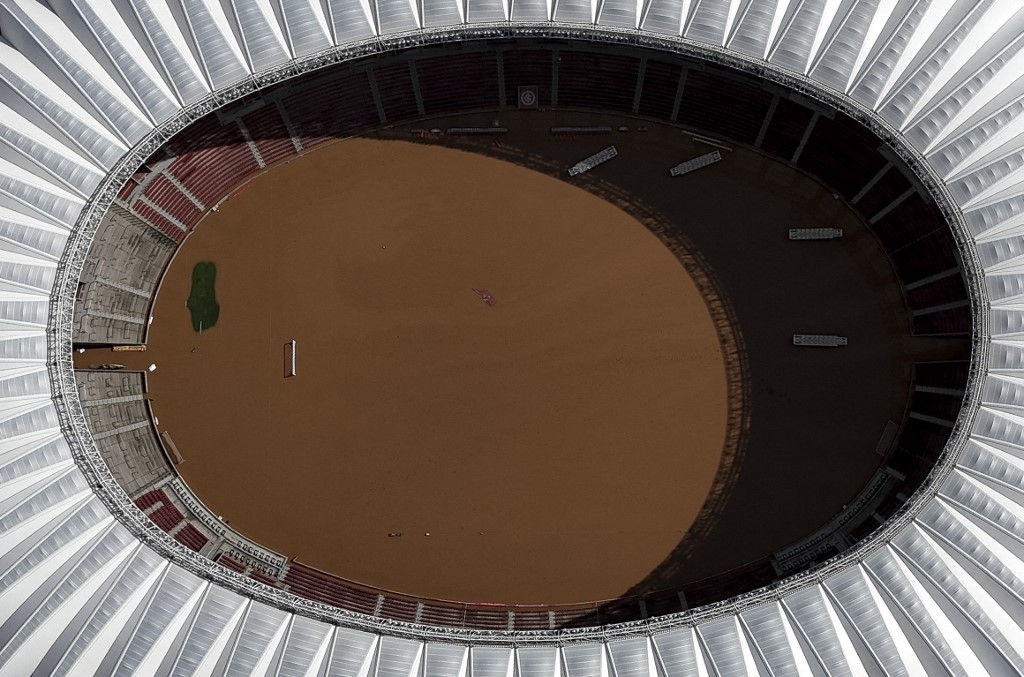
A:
[472, 288, 497, 307]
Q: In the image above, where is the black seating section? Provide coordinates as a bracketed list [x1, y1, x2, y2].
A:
[912, 307, 972, 335]
[281, 69, 378, 143]
[906, 274, 968, 310]
[889, 230, 960, 285]
[502, 49, 553, 106]
[873, 192, 941, 251]
[636, 59, 682, 120]
[760, 97, 814, 158]
[910, 391, 963, 423]
[889, 417, 951, 487]
[856, 164, 912, 218]
[796, 113, 889, 201]
[914, 361, 970, 387]
[375, 63, 419, 122]
[676, 69, 773, 145]
[678, 559, 778, 611]
[556, 51, 639, 112]
[418, 52, 500, 114]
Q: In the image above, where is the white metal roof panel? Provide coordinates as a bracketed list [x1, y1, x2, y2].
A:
[468, 0, 507, 22]
[639, 0, 685, 36]
[225, 0, 292, 72]
[423, 0, 463, 28]
[279, 0, 334, 56]
[0, 42, 127, 169]
[115, 0, 212, 102]
[51, 0, 181, 122]
[176, 0, 252, 89]
[375, 0, 419, 34]
[552, 0, 593, 24]
[325, 0, 376, 40]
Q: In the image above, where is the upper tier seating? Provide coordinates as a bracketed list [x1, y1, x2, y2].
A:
[282, 562, 379, 614]
[555, 52, 639, 113]
[76, 370, 172, 494]
[74, 204, 175, 344]
[141, 174, 201, 227]
[241, 105, 297, 166]
[502, 50, 553, 107]
[417, 51, 500, 115]
[760, 97, 814, 159]
[165, 117, 260, 208]
[676, 69, 773, 146]
[636, 60, 683, 120]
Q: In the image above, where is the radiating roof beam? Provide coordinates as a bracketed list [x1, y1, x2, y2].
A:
[119, 0, 211, 100]
[764, 0, 794, 59]
[805, 0, 844, 75]
[1, 536, 136, 675]
[0, 0, 151, 144]
[847, 0, 901, 94]
[903, 2, 1020, 130]
[961, 165, 1024, 211]
[875, 0, 955, 106]
[928, 43, 1024, 156]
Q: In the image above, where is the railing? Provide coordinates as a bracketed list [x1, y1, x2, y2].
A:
[47, 25, 990, 645]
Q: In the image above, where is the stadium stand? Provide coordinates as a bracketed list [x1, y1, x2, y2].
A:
[282, 562, 381, 614]
[501, 50, 553, 108]
[249, 569, 280, 587]
[165, 117, 261, 208]
[795, 112, 890, 201]
[140, 174, 202, 226]
[175, 524, 211, 552]
[215, 553, 248, 573]
[378, 597, 419, 623]
[556, 52, 639, 112]
[675, 69, 773, 145]
[855, 162, 914, 217]
[417, 52, 500, 114]
[906, 274, 969, 310]
[759, 97, 815, 158]
[74, 204, 175, 344]
[280, 70, 379, 144]
[75, 370, 173, 494]
[134, 487, 170, 511]
[375, 63, 420, 122]
[240, 105, 298, 166]
[636, 60, 683, 119]
[130, 200, 187, 242]
[149, 502, 186, 531]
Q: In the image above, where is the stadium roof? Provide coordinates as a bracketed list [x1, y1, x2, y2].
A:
[2, 0, 1024, 673]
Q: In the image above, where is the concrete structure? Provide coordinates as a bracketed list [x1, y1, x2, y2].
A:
[1, 0, 1023, 674]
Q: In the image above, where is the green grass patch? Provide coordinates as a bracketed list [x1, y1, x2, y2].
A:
[187, 262, 220, 332]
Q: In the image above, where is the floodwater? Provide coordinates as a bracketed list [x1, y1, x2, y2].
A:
[149, 138, 727, 604]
